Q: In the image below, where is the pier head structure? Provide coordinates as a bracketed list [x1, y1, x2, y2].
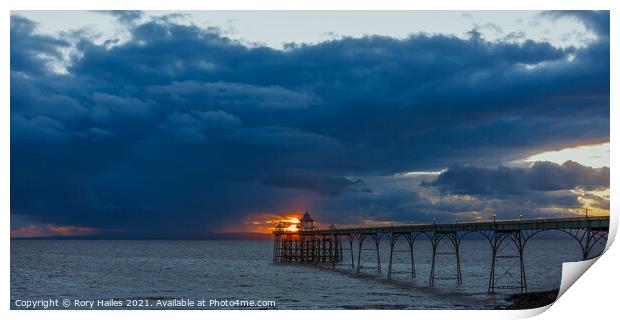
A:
[273, 211, 344, 265]
[273, 212, 609, 293]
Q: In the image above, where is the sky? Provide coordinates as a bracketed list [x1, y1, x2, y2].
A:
[10, 11, 610, 238]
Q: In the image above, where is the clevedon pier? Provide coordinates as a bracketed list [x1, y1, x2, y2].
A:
[273, 211, 610, 293]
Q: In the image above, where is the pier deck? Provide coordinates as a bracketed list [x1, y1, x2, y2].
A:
[273, 216, 610, 293]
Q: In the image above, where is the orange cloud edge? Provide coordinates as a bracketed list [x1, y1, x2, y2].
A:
[219, 212, 307, 234]
[11, 224, 107, 238]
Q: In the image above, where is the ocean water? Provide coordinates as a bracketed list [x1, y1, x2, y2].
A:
[10, 236, 605, 310]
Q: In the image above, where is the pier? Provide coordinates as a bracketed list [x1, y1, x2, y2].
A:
[272, 211, 610, 293]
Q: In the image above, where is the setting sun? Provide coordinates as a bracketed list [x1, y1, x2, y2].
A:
[283, 217, 300, 232]
[287, 217, 300, 224]
[215, 213, 305, 234]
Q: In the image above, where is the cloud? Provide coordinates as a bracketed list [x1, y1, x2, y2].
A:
[261, 170, 362, 196]
[91, 93, 152, 123]
[420, 161, 608, 219]
[225, 126, 338, 148]
[422, 161, 609, 195]
[10, 12, 609, 236]
[158, 110, 242, 143]
[149, 81, 321, 110]
[12, 115, 67, 142]
[10, 16, 70, 74]
[11, 224, 107, 238]
[544, 11, 609, 37]
[99, 10, 144, 25]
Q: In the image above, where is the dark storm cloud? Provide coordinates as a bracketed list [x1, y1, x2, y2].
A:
[10, 16, 70, 74]
[149, 81, 321, 110]
[422, 161, 609, 195]
[262, 169, 363, 196]
[544, 11, 610, 37]
[10, 12, 609, 235]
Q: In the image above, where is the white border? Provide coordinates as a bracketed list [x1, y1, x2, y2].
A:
[3, 1, 617, 320]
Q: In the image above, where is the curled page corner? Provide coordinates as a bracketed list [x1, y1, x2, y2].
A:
[524, 259, 601, 317]
[552, 214, 615, 307]
[553, 213, 617, 299]
[557, 257, 599, 300]
[497, 305, 552, 319]
[518, 304, 554, 318]
[606, 213, 618, 249]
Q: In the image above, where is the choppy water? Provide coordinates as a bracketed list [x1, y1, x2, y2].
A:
[10, 236, 604, 310]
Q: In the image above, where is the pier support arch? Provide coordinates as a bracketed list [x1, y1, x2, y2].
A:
[429, 231, 463, 286]
[387, 232, 416, 280]
[356, 233, 382, 274]
[486, 230, 533, 293]
[561, 228, 608, 260]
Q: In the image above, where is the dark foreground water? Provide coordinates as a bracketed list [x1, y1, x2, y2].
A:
[10, 237, 604, 310]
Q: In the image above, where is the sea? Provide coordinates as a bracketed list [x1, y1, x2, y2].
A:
[10, 236, 605, 310]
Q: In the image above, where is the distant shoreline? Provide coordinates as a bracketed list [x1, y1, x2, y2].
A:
[11, 233, 578, 241]
[10, 233, 274, 241]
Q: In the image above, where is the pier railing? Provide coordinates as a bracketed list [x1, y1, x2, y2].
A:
[273, 216, 610, 293]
